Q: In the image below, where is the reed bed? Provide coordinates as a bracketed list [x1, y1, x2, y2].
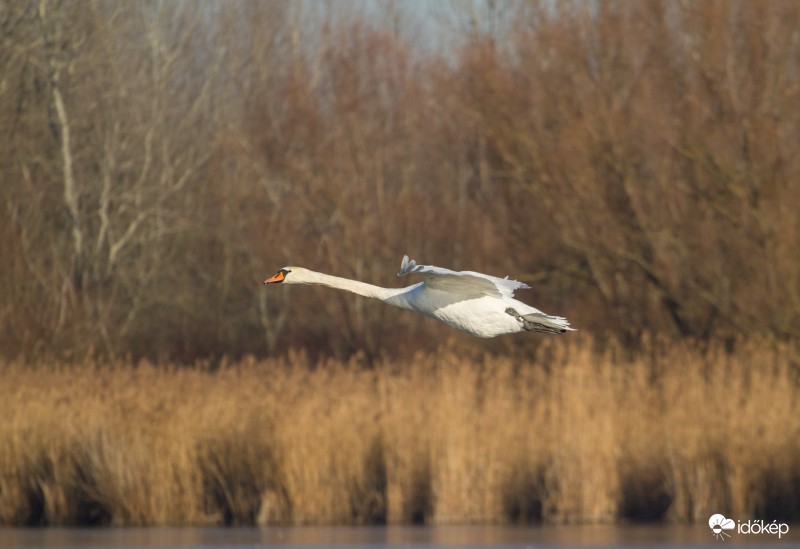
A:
[0, 339, 798, 526]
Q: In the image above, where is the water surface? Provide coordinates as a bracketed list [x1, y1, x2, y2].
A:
[1, 524, 796, 548]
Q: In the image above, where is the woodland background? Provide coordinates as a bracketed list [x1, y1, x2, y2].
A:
[1, 0, 798, 362]
[1, 0, 800, 528]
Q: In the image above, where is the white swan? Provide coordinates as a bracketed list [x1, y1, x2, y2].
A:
[264, 255, 575, 337]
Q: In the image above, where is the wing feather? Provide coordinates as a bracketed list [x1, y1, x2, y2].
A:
[397, 255, 530, 299]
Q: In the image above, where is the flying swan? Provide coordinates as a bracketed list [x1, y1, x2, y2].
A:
[264, 255, 575, 337]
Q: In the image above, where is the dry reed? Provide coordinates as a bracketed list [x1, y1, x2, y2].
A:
[0, 339, 797, 526]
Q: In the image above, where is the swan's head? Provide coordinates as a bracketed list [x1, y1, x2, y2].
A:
[264, 267, 312, 285]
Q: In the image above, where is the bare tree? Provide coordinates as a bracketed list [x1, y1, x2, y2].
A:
[1, 1, 797, 360]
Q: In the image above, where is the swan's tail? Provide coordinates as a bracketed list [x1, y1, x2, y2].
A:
[536, 314, 576, 334]
[507, 308, 576, 334]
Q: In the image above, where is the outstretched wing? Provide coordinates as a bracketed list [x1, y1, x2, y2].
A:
[397, 255, 530, 299]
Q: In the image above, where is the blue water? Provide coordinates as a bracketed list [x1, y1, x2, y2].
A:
[0, 524, 796, 548]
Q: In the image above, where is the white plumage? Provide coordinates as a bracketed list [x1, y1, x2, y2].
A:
[264, 255, 575, 337]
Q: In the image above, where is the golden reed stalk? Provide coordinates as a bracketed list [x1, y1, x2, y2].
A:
[1, 339, 797, 526]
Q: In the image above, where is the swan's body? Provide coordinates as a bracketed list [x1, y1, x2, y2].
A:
[264, 255, 574, 337]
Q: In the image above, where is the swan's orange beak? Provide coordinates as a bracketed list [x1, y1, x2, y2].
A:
[264, 271, 285, 284]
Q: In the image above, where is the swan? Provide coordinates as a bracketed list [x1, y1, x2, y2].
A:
[263, 255, 575, 337]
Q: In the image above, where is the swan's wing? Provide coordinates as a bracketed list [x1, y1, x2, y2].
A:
[397, 255, 530, 299]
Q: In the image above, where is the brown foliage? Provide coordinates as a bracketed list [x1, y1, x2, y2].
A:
[1, 339, 798, 526]
[0, 1, 798, 360]
[465, 1, 800, 343]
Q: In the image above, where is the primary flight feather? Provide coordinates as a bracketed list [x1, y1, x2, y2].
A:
[264, 255, 575, 337]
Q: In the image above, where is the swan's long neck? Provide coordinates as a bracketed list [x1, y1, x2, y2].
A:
[296, 269, 409, 302]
